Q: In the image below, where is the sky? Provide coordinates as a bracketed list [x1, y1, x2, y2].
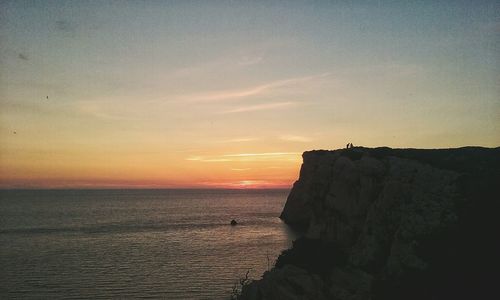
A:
[0, 0, 499, 189]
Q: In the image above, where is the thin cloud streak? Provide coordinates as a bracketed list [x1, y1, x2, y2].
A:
[221, 102, 295, 114]
[185, 157, 232, 162]
[185, 152, 301, 163]
[198, 180, 286, 188]
[75, 101, 139, 121]
[180, 73, 330, 103]
[222, 152, 300, 157]
[217, 137, 259, 143]
[238, 56, 263, 66]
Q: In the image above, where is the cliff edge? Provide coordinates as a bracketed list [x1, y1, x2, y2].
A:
[240, 147, 499, 300]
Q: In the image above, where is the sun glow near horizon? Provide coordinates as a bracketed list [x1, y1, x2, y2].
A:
[1, 143, 305, 189]
[1, 1, 498, 189]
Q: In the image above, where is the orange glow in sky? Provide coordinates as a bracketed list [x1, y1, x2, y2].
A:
[1, 2, 498, 188]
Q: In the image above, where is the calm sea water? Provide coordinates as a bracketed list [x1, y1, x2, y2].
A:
[0, 189, 296, 299]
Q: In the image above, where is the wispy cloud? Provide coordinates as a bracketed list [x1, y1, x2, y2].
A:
[75, 101, 139, 120]
[168, 40, 285, 79]
[358, 63, 424, 77]
[217, 137, 259, 143]
[186, 156, 232, 162]
[231, 168, 251, 171]
[221, 101, 296, 114]
[279, 135, 312, 142]
[171, 59, 227, 78]
[186, 152, 301, 162]
[222, 152, 300, 157]
[188, 85, 270, 102]
[180, 73, 330, 103]
[198, 180, 284, 188]
[170, 54, 263, 79]
[185, 156, 202, 161]
[238, 55, 263, 66]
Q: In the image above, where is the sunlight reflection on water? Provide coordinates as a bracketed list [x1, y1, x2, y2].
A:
[0, 189, 297, 299]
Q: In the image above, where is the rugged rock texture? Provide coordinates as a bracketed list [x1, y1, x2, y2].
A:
[241, 147, 500, 300]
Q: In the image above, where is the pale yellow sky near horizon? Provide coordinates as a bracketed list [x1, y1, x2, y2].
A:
[1, 1, 499, 188]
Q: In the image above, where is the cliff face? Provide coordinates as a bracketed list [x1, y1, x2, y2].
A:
[241, 147, 500, 300]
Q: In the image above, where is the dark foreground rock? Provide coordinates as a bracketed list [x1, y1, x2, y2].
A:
[240, 147, 500, 300]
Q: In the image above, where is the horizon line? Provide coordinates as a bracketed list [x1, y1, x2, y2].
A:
[0, 187, 292, 191]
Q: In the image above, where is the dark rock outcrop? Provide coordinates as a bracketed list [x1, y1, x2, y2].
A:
[240, 147, 500, 300]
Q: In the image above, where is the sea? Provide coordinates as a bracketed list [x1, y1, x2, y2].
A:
[0, 189, 297, 299]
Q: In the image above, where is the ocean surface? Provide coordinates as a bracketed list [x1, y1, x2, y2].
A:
[0, 189, 297, 299]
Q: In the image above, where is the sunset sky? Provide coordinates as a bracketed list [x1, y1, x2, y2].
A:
[1, 1, 499, 188]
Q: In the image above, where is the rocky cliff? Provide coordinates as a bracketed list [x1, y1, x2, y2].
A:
[240, 147, 500, 300]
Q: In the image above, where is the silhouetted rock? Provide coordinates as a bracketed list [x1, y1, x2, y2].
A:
[231, 219, 238, 226]
[240, 147, 500, 300]
[242, 264, 328, 300]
